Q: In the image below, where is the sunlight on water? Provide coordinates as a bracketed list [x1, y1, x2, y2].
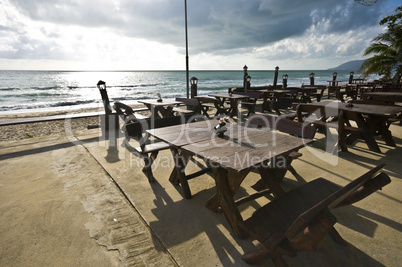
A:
[0, 70, 380, 113]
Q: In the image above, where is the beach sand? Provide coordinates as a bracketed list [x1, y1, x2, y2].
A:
[0, 105, 149, 141]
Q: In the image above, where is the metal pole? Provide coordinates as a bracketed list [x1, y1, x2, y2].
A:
[184, 0, 189, 98]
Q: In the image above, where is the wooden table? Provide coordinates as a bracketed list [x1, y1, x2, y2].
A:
[209, 93, 249, 118]
[301, 102, 402, 152]
[362, 92, 402, 103]
[259, 89, 294, 113]
[147, 120, 313, 237]
[295, 87, 319, 103]
[138, 99, 182, 119]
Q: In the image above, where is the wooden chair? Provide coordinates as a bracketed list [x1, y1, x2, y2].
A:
[123, 116, 185, 182]
[239, 164, 391, 266]
[247, 113, 316, 190]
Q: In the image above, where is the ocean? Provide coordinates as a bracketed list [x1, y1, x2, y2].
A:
[0, 70, 378, 114]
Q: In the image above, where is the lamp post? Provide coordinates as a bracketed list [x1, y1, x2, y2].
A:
[332, 72, 337, 86]
[97, 80, 118, 161]
[282, 74, 288, 88]
[349, 71, 354, 84]
[190, 77, 198, 98]
[273, 66, 279, 87]
[245, 75, 251, 92]
[310, 72, 315, 86]
[184, 0, 189, 98]
[243, 65, 248, 90]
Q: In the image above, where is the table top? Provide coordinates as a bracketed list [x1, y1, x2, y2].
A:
[147, 120, 312, 172]
[305, 101, 402, 117]
[285, 87, 319, 91]
[208, 93, 249, 100]
[138, 99, 182, 106]
[363, 92, 402, 97]
[260, 89, 293, 94]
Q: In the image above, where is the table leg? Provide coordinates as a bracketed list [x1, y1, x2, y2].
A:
[170, 147, 192, 199]
[159, 106, 174, 118]
[349, 114, 382, 153]
[210, 166, 247, 238]
[206, 169, 249, 212]
[144, 104, 159, 120]
[257, 166, 286, 198]
[229, 99, 239, 118]
[169, 149, 192, 184]
[366, 116, 396, 147]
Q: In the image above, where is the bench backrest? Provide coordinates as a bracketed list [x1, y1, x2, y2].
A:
[234, 91, 261, 101]
[296, 104, 326, 122]
[286, 164, 387, 238]
[176, 97, 202, 113]
[196, 96, 222, 108]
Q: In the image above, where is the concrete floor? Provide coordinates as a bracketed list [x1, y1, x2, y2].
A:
[0, 114, 401, 266]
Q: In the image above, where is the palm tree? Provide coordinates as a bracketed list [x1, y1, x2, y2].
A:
[358, 8, 402, 83]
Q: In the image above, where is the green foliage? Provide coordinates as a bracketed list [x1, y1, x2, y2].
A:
[358, 6, 402, 82]
[380, 6, 402, 29]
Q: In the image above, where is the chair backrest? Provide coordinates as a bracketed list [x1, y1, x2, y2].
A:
[196, 96, 221, 108]
[276, 117, 316, 139]
[234, 91, 261, 101]
[248, 113, 316, 139]
[286, 163, 387, 238]
[113, 101, 138, 123]
[296, 104, 326, 122]
[247, 113, 276, 129]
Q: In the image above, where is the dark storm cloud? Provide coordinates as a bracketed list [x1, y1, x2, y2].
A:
[5, 0, 388, 57]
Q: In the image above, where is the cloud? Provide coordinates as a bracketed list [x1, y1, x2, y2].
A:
[0, 0, 398, 70]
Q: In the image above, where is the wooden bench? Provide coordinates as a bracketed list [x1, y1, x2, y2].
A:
[239, 164, 391, 266]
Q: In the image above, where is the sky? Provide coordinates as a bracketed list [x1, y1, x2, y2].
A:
[0, 0, 400, 71]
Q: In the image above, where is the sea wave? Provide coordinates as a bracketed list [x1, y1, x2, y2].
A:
[2, 93, 67, 98]
[31, 86, 61, 90]
[50, 100, 96, 107]
[0, 87, 19, 91]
